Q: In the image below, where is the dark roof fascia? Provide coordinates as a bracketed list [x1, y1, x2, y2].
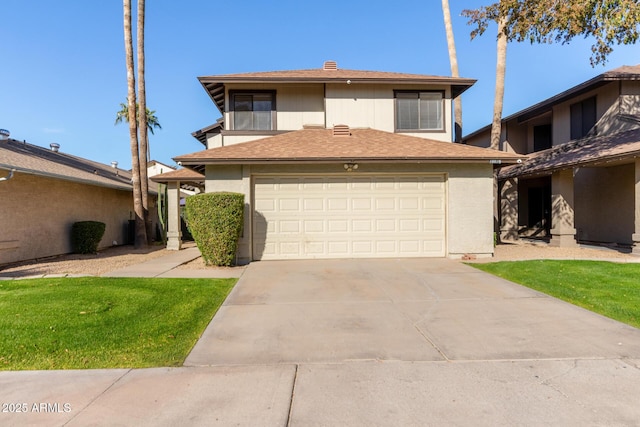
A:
[463, 70, 640, 140]
[199, 75, 476, 115]
[191, 119, 224, 146]
[175, 157, 523, 166]
[0, 163, 138, 192]
[502, 148, 640, 180]
[498, 128, 640, 179]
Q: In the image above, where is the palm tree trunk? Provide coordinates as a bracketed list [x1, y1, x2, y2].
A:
[137, 0, 152, 243]
[490, 18, 507, 150]
[491, 18, 508, 242]
[123, 0, 147, 248]
[442, 0, 463, 142]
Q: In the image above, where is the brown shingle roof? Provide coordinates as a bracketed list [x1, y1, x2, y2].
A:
[174, 128, 523, 169]
[199, 66, 476, 114]
[499, 128, 640, 179]
[201, 68, 476, 83]
[0, 139, 156, 193]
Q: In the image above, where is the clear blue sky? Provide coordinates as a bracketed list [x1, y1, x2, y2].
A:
[1, 1, 637, 170]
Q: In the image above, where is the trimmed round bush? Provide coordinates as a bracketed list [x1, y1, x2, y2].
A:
[71, 221, 106, 254]
[184, 192, 244, 266]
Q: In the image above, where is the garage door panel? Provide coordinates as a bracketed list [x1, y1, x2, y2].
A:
[253, 175, 446, 259]
[352, 198, 372, 210]
[255, 199, 276, 212]
[328, 198, 348, 210]
[376, 219, 396, 232]
[328, 241, 349, 254]
[304, 220, 324, 233]
[375, 198, 396, 210]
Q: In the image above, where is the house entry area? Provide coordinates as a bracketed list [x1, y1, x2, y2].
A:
[252, 174, 446, 260]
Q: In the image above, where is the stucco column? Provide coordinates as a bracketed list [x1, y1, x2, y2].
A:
[499, 178, 519, 242]
[166, 181, 182, 251]
[549, 169, 577, 247]
[632, 159, 640, 255]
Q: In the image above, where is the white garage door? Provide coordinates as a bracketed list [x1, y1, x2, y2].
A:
[253, 175, 446, 260]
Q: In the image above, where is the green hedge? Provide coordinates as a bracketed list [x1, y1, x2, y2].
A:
[184, 192, 244, 266]
[71, 221, 106, 254]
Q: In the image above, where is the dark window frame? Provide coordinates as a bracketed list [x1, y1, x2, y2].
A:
[570, 96, 597, 140]
[394, 90, 446, 133]
[229, 90, 277, 131]
[533, 124, 553, 152]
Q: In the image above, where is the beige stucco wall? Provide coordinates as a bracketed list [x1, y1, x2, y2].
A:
[552, 83, 618, 145]
[221, 83, 454, 144]
[0, 172, 138, 265]
[223, 83, 325, 134]
[574, 164, 635, 245]
[204, 162, 494, 262]
[325, 84, 452, 142]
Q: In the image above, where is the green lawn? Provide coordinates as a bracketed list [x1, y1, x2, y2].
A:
[469, 260, 640, 329]
[0, 277, 236, 370]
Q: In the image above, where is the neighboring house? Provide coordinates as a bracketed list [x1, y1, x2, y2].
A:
[0, 136, 158, 265]
[464, 65, 640, 254]
[148, 159, 201, 200]
[154, 61, 521, 262]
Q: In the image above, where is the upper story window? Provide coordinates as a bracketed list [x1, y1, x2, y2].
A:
[230, 91, 276, 131]
[395, 91, 444, 132]
[570, 96, 596, 140]
[533, 124, 552, 152]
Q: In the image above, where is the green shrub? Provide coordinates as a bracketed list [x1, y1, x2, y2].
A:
[185, 192, 244, 266]
[71, 221, 106, 254]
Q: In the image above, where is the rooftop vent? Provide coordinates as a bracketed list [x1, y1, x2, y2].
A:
[323, 60, 338, 71]
[50, 143, 60, 152]
[332, 124, 351, 137]
[0, 129, 9, 141]
[111, 161, 118, 168]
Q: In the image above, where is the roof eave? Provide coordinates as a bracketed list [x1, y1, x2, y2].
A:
[175, 157, 523, 166]
[0, 164, 143, 193]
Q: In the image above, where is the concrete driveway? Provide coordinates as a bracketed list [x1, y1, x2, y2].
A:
[186, 258, 640, 365]
[3, 258, 640, 426]
[183, 258, 640, 425]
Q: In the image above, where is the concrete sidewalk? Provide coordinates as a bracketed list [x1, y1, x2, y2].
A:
[2, 258, 640, 426]
[103, 246, 246, 278]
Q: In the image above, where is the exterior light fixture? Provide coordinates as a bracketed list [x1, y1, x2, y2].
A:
[343, 163, 358, 172]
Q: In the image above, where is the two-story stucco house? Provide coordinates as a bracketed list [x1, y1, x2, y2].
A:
[154, 61, 521, 263]
[464, 65, 640, 255]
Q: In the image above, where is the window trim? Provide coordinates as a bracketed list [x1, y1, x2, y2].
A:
[569, 95, 597, 140]
[394, 90, 446, 133]
[229, 90, 277, 131]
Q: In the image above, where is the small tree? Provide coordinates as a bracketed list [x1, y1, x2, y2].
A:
[184, 193, 244, 266]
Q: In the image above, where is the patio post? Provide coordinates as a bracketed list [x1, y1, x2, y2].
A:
[499, 178, 519, 241]
[633, 159, 640, 256]
[549, 169, 577, 247]
[166, 181, 182, 251]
